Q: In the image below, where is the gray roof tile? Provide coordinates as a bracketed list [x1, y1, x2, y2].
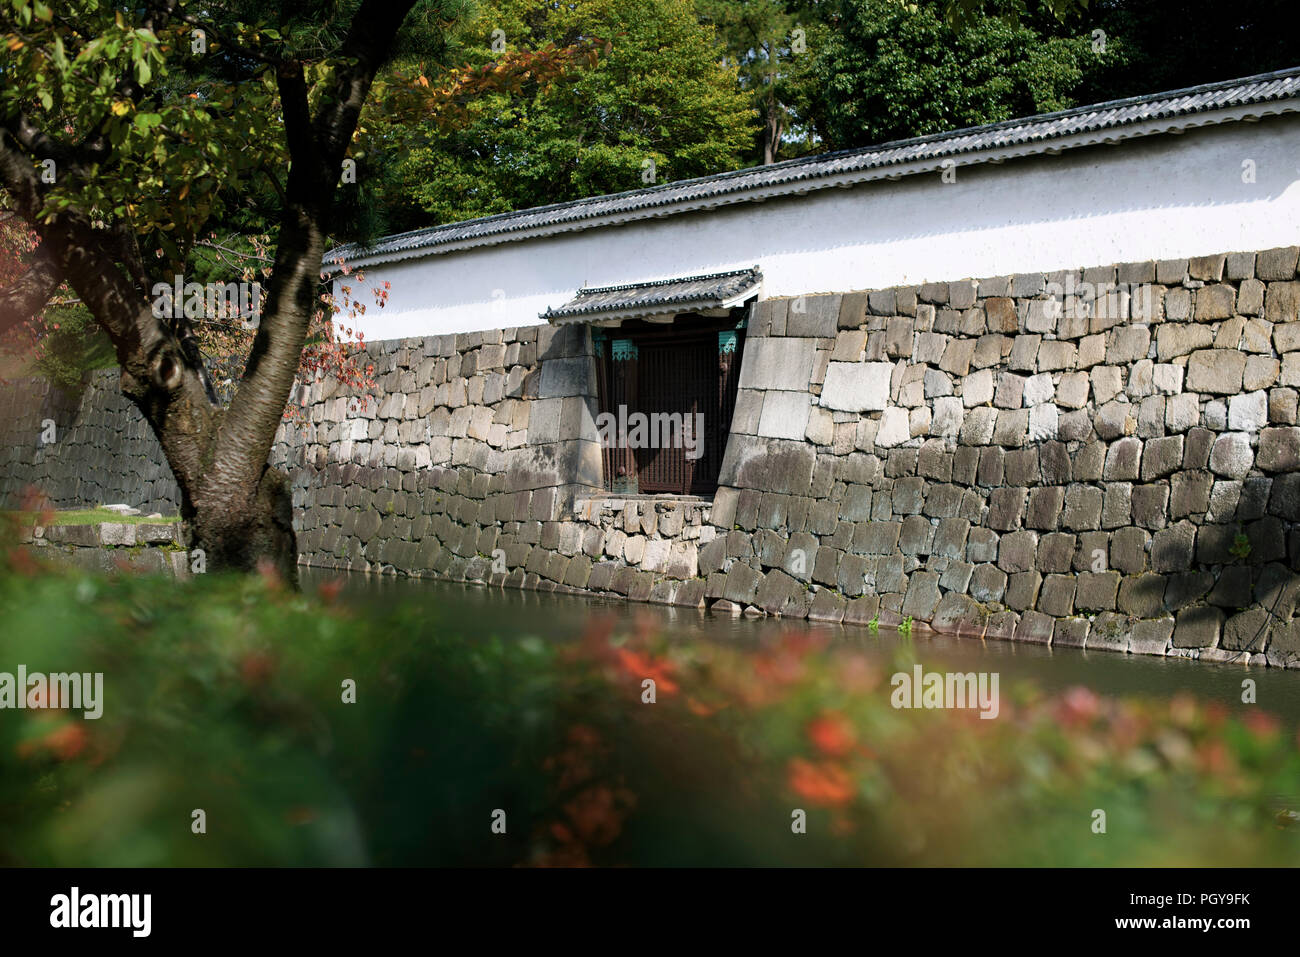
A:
[542, 267, 762, 324]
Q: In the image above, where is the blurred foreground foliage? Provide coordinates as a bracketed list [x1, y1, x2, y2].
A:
[1, 548, 1299, 866]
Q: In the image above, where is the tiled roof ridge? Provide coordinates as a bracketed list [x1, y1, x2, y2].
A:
[543, 267, 763, 322]
[326, 65, 1300, 269]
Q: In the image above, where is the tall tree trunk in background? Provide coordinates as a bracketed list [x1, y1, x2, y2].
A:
[0, 0, 419, 578]
[763, 90, 784, 165]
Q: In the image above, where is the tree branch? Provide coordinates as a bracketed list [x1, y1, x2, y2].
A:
[204, 0, 419, 507]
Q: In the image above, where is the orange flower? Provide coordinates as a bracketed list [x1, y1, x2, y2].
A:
[686, 696, 723, 717]
[18, 721, 87, 761]
[787, 757, 855, 807]
[806, 712, 856, 758]
[563, 784, 635, 846]
[1195, 739, 1231, 775]
[614, 648, 678, 695]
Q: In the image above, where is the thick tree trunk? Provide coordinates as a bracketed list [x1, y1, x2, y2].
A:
[184, 465, 298, 585]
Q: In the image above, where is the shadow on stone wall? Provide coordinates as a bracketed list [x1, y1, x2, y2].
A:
[0, 370, 180, 514]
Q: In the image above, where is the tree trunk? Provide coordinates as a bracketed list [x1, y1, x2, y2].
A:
[763, 99, 784, 165]
[185, 464, 298, 585]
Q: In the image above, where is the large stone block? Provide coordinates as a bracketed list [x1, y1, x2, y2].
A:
[1256, 246, 1300, 280]
[1151, 521, 1196, 573]
[1264, 281, 1300, 323]
[1257, 426, 1300, 471]
[737, 338, 818, 391]
[537, 356, 594, 398]
[1155, 324, 1212, 362]
[1140, 435, 1183, 481]
[1186, 349, 1245, 394]
[718, 436, 815, 494]
[1075, 571, 1120, 611]
[786, 295, 841, 337]
[1172, 605, 1223, 649]
[1209, 432, 1254, 479]
[969, 563, 1007, 602]
[757, 391, 813, 440]
[722, 562, 763, 605]
[1118, 573, 1166, 617]
[819, 361, 892, 411]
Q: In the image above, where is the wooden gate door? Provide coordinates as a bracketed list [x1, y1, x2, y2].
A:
[635, 335, 713, 495]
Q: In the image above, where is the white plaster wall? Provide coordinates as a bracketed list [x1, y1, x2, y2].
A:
[340, 115, 1300, 340]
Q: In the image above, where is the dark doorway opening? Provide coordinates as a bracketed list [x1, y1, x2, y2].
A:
[592, 312, 746, 497]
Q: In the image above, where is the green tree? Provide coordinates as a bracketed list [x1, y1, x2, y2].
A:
[0, 0, 432, 575]
[1073, 0, 1296, 105]
[376, 0, 758, 228]
[694, 0, 825, 165]
[809, 0, 1111, 150]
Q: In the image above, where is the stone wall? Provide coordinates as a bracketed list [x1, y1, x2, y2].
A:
[271, 322, 607, 578]
[8, 246, 1300, 670]
[18, 520, 187, 576]
[278, 245, 1300, 670]
[0, 370, 180, 515]
[712, 247, 1300, 668]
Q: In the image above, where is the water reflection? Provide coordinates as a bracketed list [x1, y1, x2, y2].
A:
[302, 567, 1300, 725]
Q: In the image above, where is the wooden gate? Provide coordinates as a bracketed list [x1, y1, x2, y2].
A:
[594, 315, 744, 496]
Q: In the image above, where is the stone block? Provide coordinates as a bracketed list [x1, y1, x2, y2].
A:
[1265, 281, 1300, 324]
[1025, 486, 1064, 530]
[1207, 432, 1253, 479]
[1140, 434, 1183, 481]
[1257, 426, 1300, 471]
[1151, 521, 1196, 572]
[1172, 605, 1223, 649]
[1037, 532, 1076, 573]
[1075, 571, 1120, 611]
[1038, 574, 1076, 616]
[820, 361, 892, 411]
[1256, 246, 1299, 280]
[1228, 391, 1268, 432]
[969, 563, 1007, 603]
[738, 338, 818, 391]
[1062, 485, 1102, 531]
[1118, 573, 1166, 618]
[758, 391, 813, 440]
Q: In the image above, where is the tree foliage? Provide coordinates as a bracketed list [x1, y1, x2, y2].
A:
[694, 0, 825, 165]
[364, 0, 758, 230]
[809, 0, 1111, 150]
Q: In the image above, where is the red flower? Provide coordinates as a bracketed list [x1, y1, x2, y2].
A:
[317, 577, 345, 605]
[614, 648, 678, 695]
[788, 757, 855, 807]
[18, 721, 87, 761]
[806, 712, 856, 758]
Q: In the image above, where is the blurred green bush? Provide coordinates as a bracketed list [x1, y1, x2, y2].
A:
[1, 549, 1298, 866]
